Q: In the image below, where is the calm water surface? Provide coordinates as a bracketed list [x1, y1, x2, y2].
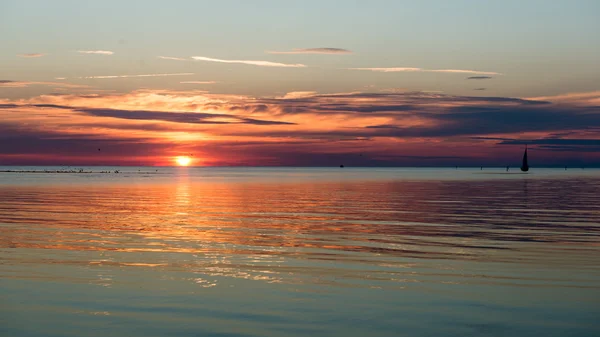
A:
[1, 167, 599, 336]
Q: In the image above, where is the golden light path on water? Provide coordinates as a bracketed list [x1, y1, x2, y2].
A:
[0, 167, 599, 337]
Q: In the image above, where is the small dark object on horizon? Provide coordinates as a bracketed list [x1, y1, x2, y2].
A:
[340, 164, 344, 168]
[520, 146, 529, 172]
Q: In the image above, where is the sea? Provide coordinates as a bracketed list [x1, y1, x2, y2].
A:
[1, 167, 599, 337]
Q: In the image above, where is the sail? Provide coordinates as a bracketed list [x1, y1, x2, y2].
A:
[520, 147, 529, 172]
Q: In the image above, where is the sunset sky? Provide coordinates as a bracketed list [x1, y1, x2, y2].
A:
[1, 0, 599, 166]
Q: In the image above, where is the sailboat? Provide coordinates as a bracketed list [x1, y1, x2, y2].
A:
[520, 146, 529, 172]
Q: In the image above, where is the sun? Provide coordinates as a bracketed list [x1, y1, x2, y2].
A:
[175, 156, 192, 166]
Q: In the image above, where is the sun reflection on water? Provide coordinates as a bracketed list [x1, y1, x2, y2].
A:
[0, 175, 599, 291]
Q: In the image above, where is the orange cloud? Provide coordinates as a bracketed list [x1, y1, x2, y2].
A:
[1, 89, 598, 166]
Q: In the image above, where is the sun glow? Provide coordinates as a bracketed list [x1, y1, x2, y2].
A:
[175, 156, 191, 166]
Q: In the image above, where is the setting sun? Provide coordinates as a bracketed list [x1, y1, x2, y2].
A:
[175, 156, 191, 166]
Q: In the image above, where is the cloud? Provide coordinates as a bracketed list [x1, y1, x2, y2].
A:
[350, 67, 422, 73]
[72, 73, 195, 79]
[191, 56, 306, 68]
[0, 126, 173, 166]
[77, 108, 295, 126]
[158, 56, 188, 61]
[180, 81, 217, 84]
[429, 69, 499, 75]
[2, 89, 600, 166]
[360, 105, 599, 138]
[17, 53, 44, 58]
[349, 68, 500, 75]
[467, 76, 493, 80]
[0, 103, 73, 110]
[385, 155, 466, 160]
[480, 137, 600, 154]
[470, 136, 514, 142]
[499, 138, 600, 146]
[535, 145, 600, 153]
[473, 88, 487, 91]
[277, 91, 319, 99]
[0, 80, 89, 89]
[77, 50, 114, 55]
[528, 91, 600, 106]
[238, 92, 599, 140]
[267, 48, 352, 55]
[0, 80, 27, 88]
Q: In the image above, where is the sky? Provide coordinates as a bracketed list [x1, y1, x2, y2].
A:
[1, 0, 599, 167]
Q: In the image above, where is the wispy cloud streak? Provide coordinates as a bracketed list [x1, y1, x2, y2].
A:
[158, 56, 188, 61]
[267, 48, 352, 54]
[77, 50, 114, 55]
[350, 67, 500, 75]
[180, 81, 217, 84]
[76, 73, 194, 79]
[17, 53, 44, 58]
[191, 56, 306, 68]
[350, 67, 422, 72]
[0, 80, 88, 88]
[430, 69, 499, 75]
